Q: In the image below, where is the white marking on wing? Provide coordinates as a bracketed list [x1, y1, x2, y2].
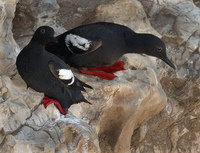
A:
[58, 69, 75, 85]
[65, 34, 91, 52]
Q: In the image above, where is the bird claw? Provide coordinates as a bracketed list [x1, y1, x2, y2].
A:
[96, 72, 116, 80]
[42, 96, 67, 115]
[79, 61, 124, 80]
[79, 69, 116, 80]
[87, 61, 125, 73]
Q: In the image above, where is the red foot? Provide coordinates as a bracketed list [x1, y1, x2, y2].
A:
[79, 69, 116, 80]
[43, 96, 67, 115]
[87, 61, 125, 73]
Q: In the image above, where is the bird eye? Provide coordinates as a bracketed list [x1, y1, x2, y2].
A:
[41, 29, 45, 34]
[157, 47, 162, 52]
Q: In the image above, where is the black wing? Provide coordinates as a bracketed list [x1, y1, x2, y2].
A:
[48, 60, 92, 91]
[64, 33, 102, 55]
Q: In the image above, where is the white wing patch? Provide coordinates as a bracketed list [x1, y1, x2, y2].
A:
[58, 69, 75, 85]
[65, 34, 91, 52]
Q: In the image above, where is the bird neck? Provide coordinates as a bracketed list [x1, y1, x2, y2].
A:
[126, 33, 148, 54]
[29, 41, 45, 54]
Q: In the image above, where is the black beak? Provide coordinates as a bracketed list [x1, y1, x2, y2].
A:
[162, 57, 176, 70]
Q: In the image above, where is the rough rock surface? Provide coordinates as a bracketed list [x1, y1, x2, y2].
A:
[0, 0, 199, 153]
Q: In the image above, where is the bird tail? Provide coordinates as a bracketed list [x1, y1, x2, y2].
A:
[75, 78, 93, 92]
[83, 98, 92, 105]
[68, 89, 92, 105]
[77, 78, 93, 90]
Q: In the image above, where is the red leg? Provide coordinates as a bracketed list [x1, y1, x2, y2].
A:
[43, 96, 67, 115]
[87, 61, 125, 73]
[79, 69, 116, 80]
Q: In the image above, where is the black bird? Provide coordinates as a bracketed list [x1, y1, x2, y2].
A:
[46, 22, 176, 80]
[16, 26, 92, 115]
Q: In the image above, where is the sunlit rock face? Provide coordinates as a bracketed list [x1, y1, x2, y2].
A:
[0, 0, 199, 152]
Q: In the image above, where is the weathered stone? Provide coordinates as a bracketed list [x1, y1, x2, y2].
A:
[174, 15, 199, 44]
[0, 0, 20, 76]
[158, 0, 190, 5]
[195, 58, 200, 70]
[0, 0, 44, 146]
[131, 77, 200, 152]
[1, 113, 101, 153]
[186, 36, 200, 52]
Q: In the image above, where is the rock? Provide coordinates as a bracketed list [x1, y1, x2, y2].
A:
[163, 1, 200, 45]
[195, 58, 200, 70]
[186, 36, 200, 52]
[0, 0, 37, 145]
[174, 15, 199, 44]
[94, 0, 161, 37]
[0, 0, 20, 76]
[131, 77, 200, 153]
[0, 75, 43, 144]
[1, 113, 100, 153]
[157, 0, 188, 5]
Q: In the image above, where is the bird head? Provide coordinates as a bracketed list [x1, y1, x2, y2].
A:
[143, 34, 175, 70]
[31, 26, 57, 45]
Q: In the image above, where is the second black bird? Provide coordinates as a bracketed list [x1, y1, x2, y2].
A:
[46, 22, 176, 80]
[16, 26, 92, 115]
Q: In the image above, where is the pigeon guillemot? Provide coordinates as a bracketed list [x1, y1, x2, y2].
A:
[46, 22, 176, 80]
[16, 26, 92, 115]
